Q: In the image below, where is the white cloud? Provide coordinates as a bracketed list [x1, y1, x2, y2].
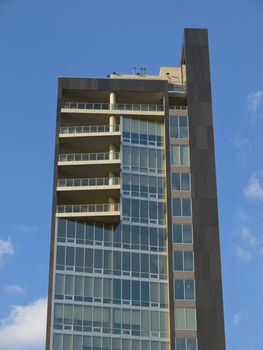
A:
[244, 174, 263, 200]
[0, 298, 47, 350]
[5, 285, 26, 295]
[232, 134, 251, 168]
[247, 90, 263, 121]
[240, 227, 258, 247]
[232, 312, 241, 326]
[235, 246, 252, 262]
[0, 239, 14, 265]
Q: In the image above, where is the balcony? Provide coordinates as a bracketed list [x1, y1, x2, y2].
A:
[59, 124, 120, 136]
[57, 177, 120, 203]
[58, 152, 120, 163]
[168, 84, 187, 95]
[58, 152, 120, 178]
[61, 102, 164, 116]
[56, 203, 120, 222]
[57, 177, 120, 188]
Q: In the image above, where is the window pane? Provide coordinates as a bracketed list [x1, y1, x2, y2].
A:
[181, 173, 190, 190]
[172, 199, 181, 216]
[53, 334, 62, 350]
[170, 145, 180, 165]
[175, 308, 185, 329]
[176, 339, 186, 350]
[55, 274, 64, 295]
[63, 335, 72, 350]
[184, 252, 194, 271]
[65, 275, 74, 295]
[182, 199, 191, 216]
[174, 252, 183, 271]
[170, 116, 179, 138]
[174, 280, 184, 299]
[183, 224, 192, 243]
[187, 339, 197, 350]
[75, 276, 83, 297]
[180, 145, 189, 166]
[172, 173, 180, 190]
[179, 116, 188, 138]
[185, 280, 195, 299]
[173, 224, 182, 243]
[186, 308, 196, 329]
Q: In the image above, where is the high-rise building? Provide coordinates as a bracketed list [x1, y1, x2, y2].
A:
[46, 28, 226, 350]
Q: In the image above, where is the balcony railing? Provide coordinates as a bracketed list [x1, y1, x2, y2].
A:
[61, 102, 164, 112]
[57, 203, 120, 214]
[168, 84, 187, 94]
[58, 152, 120, 162]
[60, 124, 120, 135]
[57, 177, 120, 187]
[169, 105, 187, 110]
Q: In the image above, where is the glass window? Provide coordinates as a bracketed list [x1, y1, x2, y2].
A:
[181, 145, 190, 166]
[57, 218, 66, 241]
[173, 224, 182, 243]
[65, 275, 74, 296]
[176, 339, 186, 350]
[84, 276, 93, 298]
[56, 246, 65, 268]
[122, 279, 130, 301]
[63, 335, 72, 350]
[183, 224, 193, 243]
[170, 145, 180, 165]
[55, 274, 64, 295]
[175, 308, 185, 330]
[187, 339, 197, 350]
[173, 224, 192, 244]
[184, 252, 194, 271]
[185, 280, 195, 299]
[75, 276, 84, 298]
[182, 199, 191, 216]
[181, 173, 190, 190]
[172, 199, 182, 216]
[186, 308, 196, 329]
[66, 247, 75, 267]
[174, 280, 184, 299]
[174, 252, 183, 271]
[94, 277, 102, 298]
[53, 334, 62, 350]
[179, 116, 188, 138]
[170, 116, 179, 138]
[171, 173, 180, 190]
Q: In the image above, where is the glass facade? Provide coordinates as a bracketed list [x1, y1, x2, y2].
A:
[51, 116, 169, 350]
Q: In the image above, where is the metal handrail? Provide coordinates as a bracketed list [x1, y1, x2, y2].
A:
[58, 152, 120, 162]
[57, 177, 120, 187]
[61, 102, 164, 112]
[60, 124, 120, 134]
[169, 105, 187, 110]
[57, 203, 120, 213]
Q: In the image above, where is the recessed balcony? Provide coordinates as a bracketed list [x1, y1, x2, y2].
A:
[61, 102, 164, 116]
[58, 152, 120, 178]
[58, 152, 120, 164]
[59, 124, 120, 137]
[56, 177, 120, 204]
[56, 203, 120, 222]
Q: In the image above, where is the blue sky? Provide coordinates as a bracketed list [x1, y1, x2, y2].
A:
[0, 0, 263, 349]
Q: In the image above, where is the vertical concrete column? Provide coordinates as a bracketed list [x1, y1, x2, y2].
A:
[109, 144, 116, 160]
[108, 197, 116, 212]
[109, 92, 116, 132]
[109, 92, 116, 108]
[108, 172, 115, 186]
